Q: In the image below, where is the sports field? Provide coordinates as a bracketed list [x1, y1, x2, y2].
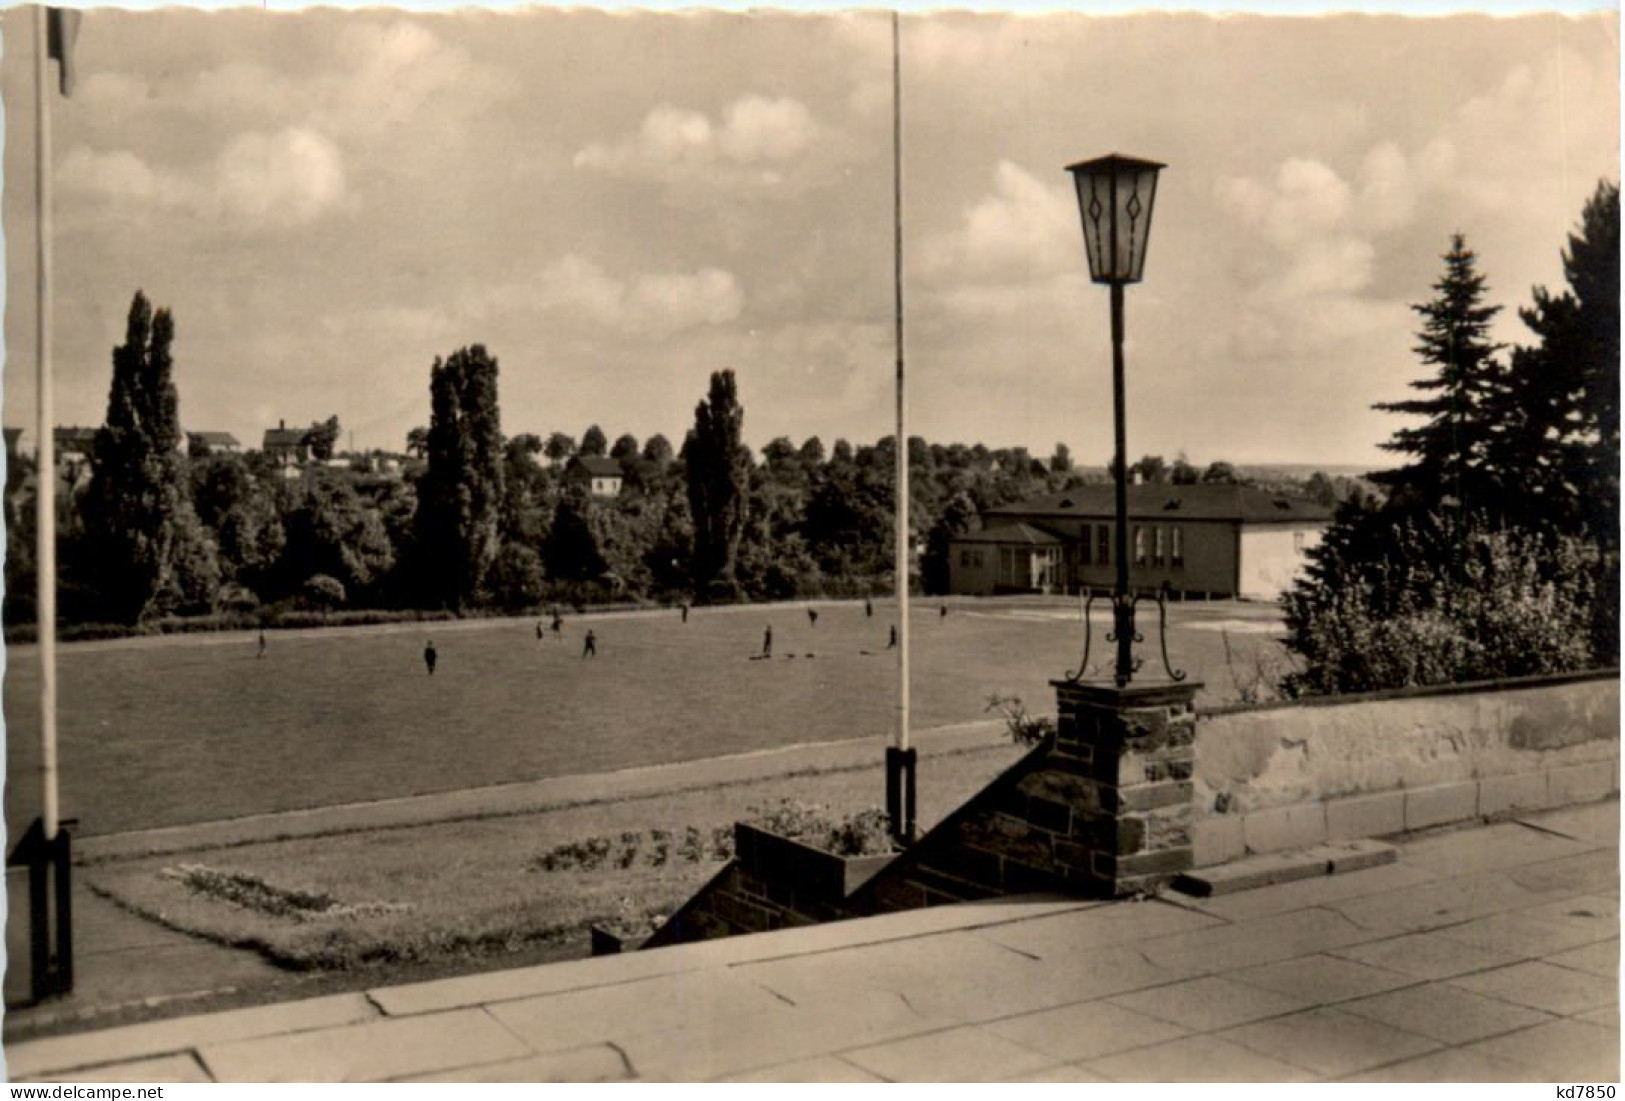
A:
[3, 598, 1290, 837]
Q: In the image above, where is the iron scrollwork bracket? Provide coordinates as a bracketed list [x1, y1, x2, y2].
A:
[1063, 588, 1099, 683]
[1130, 581, 1188, 682]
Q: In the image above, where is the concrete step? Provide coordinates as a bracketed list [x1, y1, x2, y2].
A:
[1172, 839, 1398, 897]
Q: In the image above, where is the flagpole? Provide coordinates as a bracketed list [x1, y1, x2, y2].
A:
[35, 3, 59, 842]
[890, 9, 915, 842]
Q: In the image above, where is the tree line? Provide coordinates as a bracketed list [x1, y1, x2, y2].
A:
[1283, 180, 1619, 694]
[11, 308, 1328, 634]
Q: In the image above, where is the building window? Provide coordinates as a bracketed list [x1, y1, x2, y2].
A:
[1171, 526, 1184, 568]
[1080, 530, 1092, 566]
[1098, 524, 1110, 565]
[1153, 526, 1166, 566]
[1134, 526, 1147, 566]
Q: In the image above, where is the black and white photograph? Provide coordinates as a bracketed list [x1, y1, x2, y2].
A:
[0, 1, 1618, 1085]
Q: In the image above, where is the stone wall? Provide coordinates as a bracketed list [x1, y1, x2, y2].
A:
[1193, 670, 1620, 865]
[642, 824, 891, 948]
[647, 669, 1619, 950]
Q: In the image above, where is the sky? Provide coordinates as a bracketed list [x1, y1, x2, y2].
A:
[2, 7, 1617, 468]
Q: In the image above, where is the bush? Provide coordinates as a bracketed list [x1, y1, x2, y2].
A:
[216, 583, 261, 615]
[303, 574, 347, 610]
[1283, 515, 1607, 696]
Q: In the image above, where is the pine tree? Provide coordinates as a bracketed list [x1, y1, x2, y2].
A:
[684, 370, 749, 599]
[1496, 181, 1619, 537]
[415, 345, 506, 609]
[1371, 235, 1508, 516]
[82, 291, 218, 622]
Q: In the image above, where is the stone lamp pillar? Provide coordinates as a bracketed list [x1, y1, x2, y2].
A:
[1051, 678, 1202, 897]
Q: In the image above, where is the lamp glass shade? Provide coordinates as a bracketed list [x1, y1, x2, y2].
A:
[1066, 154, 1164, 284]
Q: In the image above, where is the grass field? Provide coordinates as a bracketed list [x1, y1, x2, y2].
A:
[84, 744, 1027, 974]
[4, 597, 1291, 838]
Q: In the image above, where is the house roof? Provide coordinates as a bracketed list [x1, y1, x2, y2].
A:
[574, 455, 623, 478]
[953, 521, 1064, 546]
[263, 428, 306, 448]
[190, 431, 241, 448]
[53, 426, 98, 445]
[987, 484, 1334, 524]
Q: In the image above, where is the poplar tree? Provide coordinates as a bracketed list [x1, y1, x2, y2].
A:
[684, 370, 749, 599]
[415, 345, 505, 609]
[82, 291, 218, 621]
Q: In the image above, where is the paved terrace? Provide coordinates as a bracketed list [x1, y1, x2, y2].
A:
[7, 801, 1618, 1083]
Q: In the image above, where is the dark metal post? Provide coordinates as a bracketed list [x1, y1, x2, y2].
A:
[1110, 280, 1135, 687]
[9, 816, 75, 1003]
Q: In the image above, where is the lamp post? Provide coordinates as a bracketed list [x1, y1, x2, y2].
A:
[1065, 154, 1164, 688]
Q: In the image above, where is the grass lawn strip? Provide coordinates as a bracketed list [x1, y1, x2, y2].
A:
[86, 744, 1017, 973]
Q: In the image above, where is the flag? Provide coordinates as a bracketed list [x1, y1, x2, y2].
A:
[47, 7, 80, 97]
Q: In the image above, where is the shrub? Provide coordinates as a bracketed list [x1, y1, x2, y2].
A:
[985, 693, 1055, 747]
[1283, 515, 1606, 696]
[303, 574, 347, 610]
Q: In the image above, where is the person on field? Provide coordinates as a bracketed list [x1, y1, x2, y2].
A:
[257, 629, 267, 659]
[940, 604, 948, 618]
[583, 630, 597, 658]
[551, 611, 563, 637]
[888, 625, 897, 649]
[865, 598, 873, 618]
[536, 620, 544, 640]
[807, 608, 818, 627]
[762, 625, 773, 658]
[424, 640, 438, 675]
[680, 602, 690, 623]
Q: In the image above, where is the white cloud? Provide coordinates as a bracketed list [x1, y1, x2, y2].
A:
[478, 255, 746, 337]
[215, 128, 346, 223]
[918, 160, 1077, 285]
[62, 127, 348, 229]
[573, 95, 821, 188]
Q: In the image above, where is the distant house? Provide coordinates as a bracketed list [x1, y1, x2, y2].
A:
[53, 426, 99, 479]
[261, 420, 310, 473]
[949, 484, 1333, 600]
[568, 455, 624, 497]
[188, 431, 241, 456]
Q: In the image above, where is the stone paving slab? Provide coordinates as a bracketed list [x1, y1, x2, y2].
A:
[401, 1044, 631, 1083]
[199, 1008, 531, 1083]
[1545, 938, 1619, 979]
[1217, 1006, 1442, 1078]
[841, 1024, 1058, 1083]
[1137, 906, 1373, 974]
[1227, 954, 1417, 1004]
[722, 1055, 884, 1083]
[1447, 960, 1619, 1017]
[1084, 1033, 1314, 1083]
[1338, 984, 1556, 1045]
[1461, 1018, 1620, 1081]
[6, 993, 378, 1081]
[1343, 1045, 1543, 1083]
[55, 1054, 212, 1084]
[1329, 930, 1536, 981]
[982, 999, 1189, 1064]
[1105, 975, 1316, 1032]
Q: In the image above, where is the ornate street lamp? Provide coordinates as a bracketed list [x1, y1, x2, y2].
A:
[1064, 154, 1181, 688]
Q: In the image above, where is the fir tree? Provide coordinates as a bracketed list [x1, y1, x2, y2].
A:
[1497, 181, 1619, 538]
[1371, 235, 1508, 516]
